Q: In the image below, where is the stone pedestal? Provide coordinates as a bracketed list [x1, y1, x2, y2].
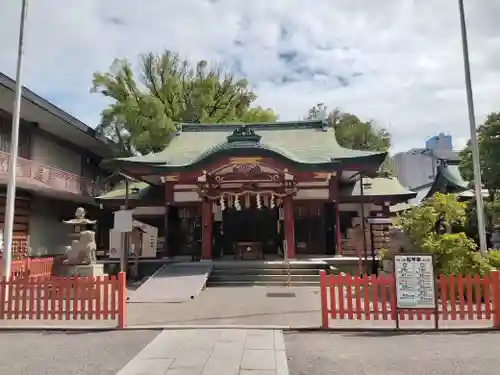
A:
[55, 264, 106, 277]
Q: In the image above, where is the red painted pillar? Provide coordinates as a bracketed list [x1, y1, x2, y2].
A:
[330, 175, 342, 257]
[335, 202, 342, 257]
[164, 183, 174, 258]
[201, 198, 212, 259]
[164, 204, 170, 257]
[117, 271, 127, 329]
[319, 270, 329, 328]
[283, 195, 296, 259]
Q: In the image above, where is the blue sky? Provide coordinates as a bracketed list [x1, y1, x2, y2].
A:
[1, 0, 500, 153]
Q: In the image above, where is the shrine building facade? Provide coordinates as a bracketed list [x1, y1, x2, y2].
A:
[98, 120, 416, 260]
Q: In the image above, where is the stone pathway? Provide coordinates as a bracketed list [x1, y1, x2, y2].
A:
[117, 329, 289, 375]
[128, 263, 213, 303]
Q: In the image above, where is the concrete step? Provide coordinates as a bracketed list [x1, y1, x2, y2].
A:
[206, 280, 320, 287]
[211, 268, 321, 276]
[207, 261, 331, 286]
[211, 261, 329, 270]
[209, 274, 320, 282]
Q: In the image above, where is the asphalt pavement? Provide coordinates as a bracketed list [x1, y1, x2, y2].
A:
[0, 330, 160, 375]
[285, 331, 500, 375]
[3, 329, 500, 375]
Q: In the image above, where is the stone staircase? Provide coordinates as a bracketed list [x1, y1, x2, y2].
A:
[207, 260, 333, 286]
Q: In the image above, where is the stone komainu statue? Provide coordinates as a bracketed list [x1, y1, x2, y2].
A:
[64, 230, 97, 265]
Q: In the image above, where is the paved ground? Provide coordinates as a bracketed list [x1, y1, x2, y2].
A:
[2, 329, 500, 374]
[118, 329, 289, 375]
[127, 286, 321, 327]
[0, 330, 160, 375]
[285, 331, 500, 375]
[128, 263, 213, 303]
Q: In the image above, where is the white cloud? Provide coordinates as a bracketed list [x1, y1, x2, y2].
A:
[0, 0, 499, 153]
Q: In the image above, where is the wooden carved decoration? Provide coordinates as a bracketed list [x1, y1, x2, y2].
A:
[234, 163, 260, 174]
[197, 161, 297, 203]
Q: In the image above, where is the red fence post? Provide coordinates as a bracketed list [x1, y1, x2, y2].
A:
[320, 270, 329, 328]
[48, 257, 54, 276]
[24, 258, 30, 279]
[117, 272, 127, 329]
[490, 271, 500, 329]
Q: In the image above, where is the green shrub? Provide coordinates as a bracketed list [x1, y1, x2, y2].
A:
[395, 193, 492, 276]
[422, 233, 491, 276]
[487, 249, 500, 270]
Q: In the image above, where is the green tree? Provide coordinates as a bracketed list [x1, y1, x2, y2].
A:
[239, 107, 278, 123]
[460, 112, 500, 200]
[395, 193, 490, 272]
[466, 198, 500, 239]
[92, 51, 278, 156]
[307, 103, 393, 173]
[460, 113, 500, 231]
[397, 193, 468, 248]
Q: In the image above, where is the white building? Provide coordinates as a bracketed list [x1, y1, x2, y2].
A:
[393, 133, 459, 190]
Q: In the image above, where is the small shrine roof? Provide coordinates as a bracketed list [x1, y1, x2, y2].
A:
[411, 164, 468, 203]
[432, 164, 469, 192]
[390, 164, 469, 212]
[103, 120, 387, 174]
[390, 184, 433, 212]
[341, 176, 417, 202]
[96, 181, 161, 202]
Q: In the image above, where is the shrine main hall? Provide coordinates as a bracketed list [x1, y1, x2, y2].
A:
[98, 120, 415, 260]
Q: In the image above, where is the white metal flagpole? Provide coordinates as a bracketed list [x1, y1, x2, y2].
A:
[457, 0, 488, 256]
[2, 0, 29, 281]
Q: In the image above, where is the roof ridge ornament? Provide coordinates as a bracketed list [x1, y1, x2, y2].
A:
[175, 124, 182, 136]
[320, 120, 329, 132]
[226, 125, 262, 143]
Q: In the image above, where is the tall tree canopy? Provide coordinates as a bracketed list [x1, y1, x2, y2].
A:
[460, 112, 500, 199]
[460, 112, 500, 230]
[92, 51, 277, 156]
[307, 103, 393, 173]
[307, 103, 391, 151]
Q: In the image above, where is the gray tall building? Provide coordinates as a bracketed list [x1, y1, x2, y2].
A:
[393, 133, 459, 190]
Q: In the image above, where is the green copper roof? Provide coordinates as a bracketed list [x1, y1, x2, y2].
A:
[390, 183, 433, 212]
[96, 181, 151, 200]
[106, 121, 387, 172]
[390, 164, 469, 212]
[341, 176, 417, 201]
[424, 164, 469, 199]
[439, 164, 468, 190]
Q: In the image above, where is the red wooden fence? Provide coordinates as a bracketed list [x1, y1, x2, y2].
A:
[0, 257, 54, 279]
[0, 272, 127, 328]
[320, 270, 500, 329]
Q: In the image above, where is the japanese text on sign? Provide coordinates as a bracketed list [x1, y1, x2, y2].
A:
[394, 255, 436, 309]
